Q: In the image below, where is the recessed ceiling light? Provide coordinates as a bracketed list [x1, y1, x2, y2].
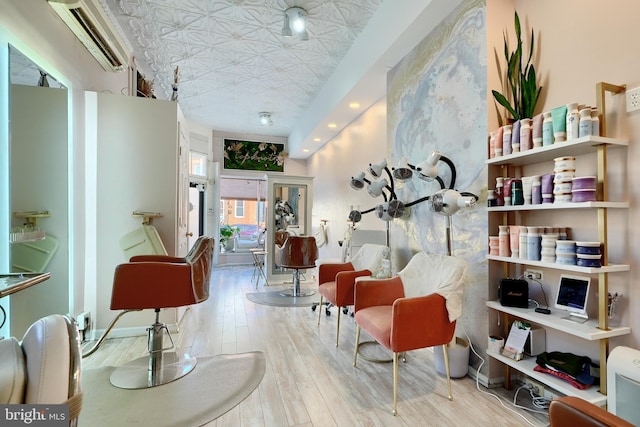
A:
[328, 123, 337, 128]
[349, 102, 360, 109]
[313, 137, 321, 142]
[303, 148, 310, 153]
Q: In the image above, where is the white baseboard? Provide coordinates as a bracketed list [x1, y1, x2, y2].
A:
[468, 365, 505, 388]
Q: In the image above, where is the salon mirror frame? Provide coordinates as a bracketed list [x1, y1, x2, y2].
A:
[0, 31, 73, 338]
[264, 174, 314, 285]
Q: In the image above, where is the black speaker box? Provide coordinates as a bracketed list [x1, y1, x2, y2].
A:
[499, 278, 529, 308]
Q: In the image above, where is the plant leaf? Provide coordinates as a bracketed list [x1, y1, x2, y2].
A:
[528, 29, 535, 66]
[492, 90, 519, 120]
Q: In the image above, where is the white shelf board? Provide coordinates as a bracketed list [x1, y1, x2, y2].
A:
[485, 255, 630, 274]
[487, 350, 607, 406]
[487, 136, 628, 166]
[488, 201, 629, 212]
[486, 301, 631, 340]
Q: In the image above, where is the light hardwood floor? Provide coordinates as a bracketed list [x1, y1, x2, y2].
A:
[82, 265, 550, 426]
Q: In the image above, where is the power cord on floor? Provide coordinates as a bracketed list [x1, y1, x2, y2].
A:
[462, 326, 549, 427]
[515, 383, 553, 411]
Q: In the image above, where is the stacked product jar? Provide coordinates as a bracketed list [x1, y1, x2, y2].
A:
[576, 241, 602, 267]
[553, 156, 576, 203]
[572, 175, 597, 202]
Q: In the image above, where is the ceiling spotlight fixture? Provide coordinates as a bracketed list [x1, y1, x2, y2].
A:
[259, 112, 273, 126]
[282, 7, 309, 41]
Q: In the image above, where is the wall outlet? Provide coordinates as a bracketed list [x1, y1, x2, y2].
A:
[524, 377, 545, 396]
[543, 387, 561, 400]
[626, 87, 640, 112]
[76, 312, 91, 331]
[524, 269, 543, 281]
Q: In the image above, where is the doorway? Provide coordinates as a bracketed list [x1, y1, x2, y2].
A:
[188, 182, 205, 251]
[218, 177, 267, 264]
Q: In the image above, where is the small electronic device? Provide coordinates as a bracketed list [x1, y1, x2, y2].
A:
[499, 278, 529, 308]
[555, 274, 591, 323]
[535, 307, 551, 314]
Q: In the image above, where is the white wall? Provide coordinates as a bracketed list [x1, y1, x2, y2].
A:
[511, 0, 639, 350]
[0, 0, 130, 330]
[307, 99, 388, 262]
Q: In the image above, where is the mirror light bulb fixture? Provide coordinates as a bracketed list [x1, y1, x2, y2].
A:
[282, 7, 309, 40]
[259, 112, 273, 126]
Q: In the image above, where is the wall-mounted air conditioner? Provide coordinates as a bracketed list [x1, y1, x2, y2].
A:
[48, 0, 129, 72]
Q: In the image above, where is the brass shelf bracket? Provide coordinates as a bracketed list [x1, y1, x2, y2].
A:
[132, 211, 163, 225]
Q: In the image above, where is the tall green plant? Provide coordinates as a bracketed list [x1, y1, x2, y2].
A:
[492, 12, 541, 121]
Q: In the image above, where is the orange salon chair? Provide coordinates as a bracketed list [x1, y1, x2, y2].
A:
[352, 252, 468, 415]
[274, 234, 318, 297]
[108, 235, 215, 389]
[317, 243, 389, 347]
[549, 396, 634, 427]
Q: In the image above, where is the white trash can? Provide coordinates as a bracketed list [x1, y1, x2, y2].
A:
[434, 336, 470, 378]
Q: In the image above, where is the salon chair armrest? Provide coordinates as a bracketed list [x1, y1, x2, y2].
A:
[335, 269, 372, 301]
[354, 277, 404, 312]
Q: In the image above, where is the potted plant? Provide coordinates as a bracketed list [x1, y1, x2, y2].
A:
[220, 224, 239, 252]
[492, 12, 542, 123]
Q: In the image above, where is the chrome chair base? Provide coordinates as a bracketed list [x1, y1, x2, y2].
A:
[109, 311, 197, 389]
[110, 351, 197, 389]
[279, 269, 315, 297]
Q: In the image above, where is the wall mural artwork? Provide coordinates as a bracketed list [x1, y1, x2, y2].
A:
[387, 0, 486, 263]
[223, 139, 287, 172]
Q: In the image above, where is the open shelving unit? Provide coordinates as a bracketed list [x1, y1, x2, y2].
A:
[486, 82, 630, 405]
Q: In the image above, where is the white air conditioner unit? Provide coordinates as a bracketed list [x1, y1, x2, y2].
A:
[48, 0, 129, 72]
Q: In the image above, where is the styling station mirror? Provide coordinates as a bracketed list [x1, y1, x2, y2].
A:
[1, 44, 71, 337]
[265, 174, 313, 284]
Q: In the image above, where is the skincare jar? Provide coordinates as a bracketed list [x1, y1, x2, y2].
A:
[555, 240, 576, 254]
[554, 156, 576, 172]
[572, 176, 597, 191]
[576, 254, 602, 268]
[554, 194, 572, 203]
[556, 253, 577, 265]
[572, 189, 597, 203]
[554, 171, 576, 183]
[576, 241, 601, 255]
[553, 182, 572, 194]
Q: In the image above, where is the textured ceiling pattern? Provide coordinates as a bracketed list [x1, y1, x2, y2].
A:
[103, 0, 383, 137]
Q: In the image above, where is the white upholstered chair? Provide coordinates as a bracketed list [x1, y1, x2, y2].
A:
[1, 314, 83, 426]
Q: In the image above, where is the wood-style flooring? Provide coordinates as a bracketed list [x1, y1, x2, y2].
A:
[82, 265, 550, 426]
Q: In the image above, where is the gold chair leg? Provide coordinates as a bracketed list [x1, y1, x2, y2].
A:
[443, 344, 453, 401]
[336, 307, 341, 347]
[353, 326, 361, 367]
[393, 352, 399, 416]
[317, 295, 323, 325]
